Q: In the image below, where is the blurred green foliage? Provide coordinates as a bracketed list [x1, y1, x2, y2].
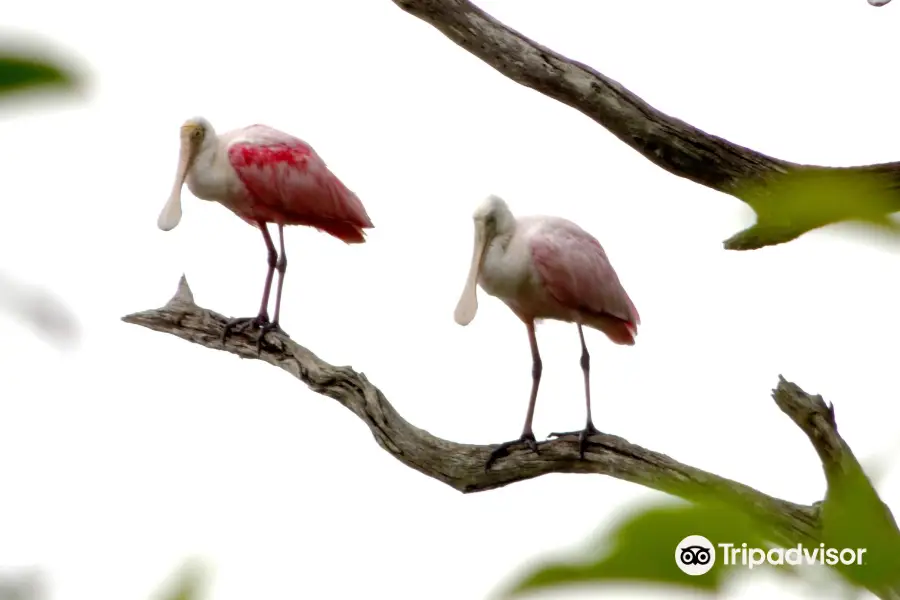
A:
[819, 458, 900, 592]
[505, 458, 900, 599]
[726, 167, 900, 250]
[0, 53, 78, 96]
[151, 561, 207, 600]
[504, 500, 776, 597]
[0, 41, 83, 349]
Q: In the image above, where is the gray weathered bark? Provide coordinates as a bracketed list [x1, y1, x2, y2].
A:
[391, 0, 900, 250]
[124, 277, 900, 598]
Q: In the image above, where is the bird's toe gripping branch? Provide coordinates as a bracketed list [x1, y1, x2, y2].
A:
[258, 320, 289, 341]
[221, 316, 265, 346]
[549, 422, 601, 460]
[485, 433, 540, 471]
[221, 315, 290, 356]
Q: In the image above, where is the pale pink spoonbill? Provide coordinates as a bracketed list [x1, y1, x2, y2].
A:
[158, 117, 374, 352]
[454, 195, 640, 469]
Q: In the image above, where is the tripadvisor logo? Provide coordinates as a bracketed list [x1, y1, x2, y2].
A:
[675, 535, 715, 576]
[675, 535, 867, 575]
[719, 542, 867, 569]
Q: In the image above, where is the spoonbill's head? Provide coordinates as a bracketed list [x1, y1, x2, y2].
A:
[472, 194, 516, 234]
[454, 194, 516, 326]
[157, 117, 216, 231]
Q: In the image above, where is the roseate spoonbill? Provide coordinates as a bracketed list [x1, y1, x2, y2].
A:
[158, 117, 374, 352]
[454, 195, 640, 470]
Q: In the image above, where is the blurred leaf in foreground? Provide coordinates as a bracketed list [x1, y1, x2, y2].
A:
[504, 452, 900, 599]
[726, 167, 900, 250]
[0, 271, 80, 350]
[0, 54, 76, 96]
[504, 500, 774, 598]
[0, 31, 87, 103]
[819, 457, 900, 593]
[150, 561, 208, 600]
[0, 568, 44, 600]
[0, 36, 86, 350]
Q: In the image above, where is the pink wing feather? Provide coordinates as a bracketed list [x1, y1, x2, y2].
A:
[531, 220, 640, 344]
[227, 126, 373, 243]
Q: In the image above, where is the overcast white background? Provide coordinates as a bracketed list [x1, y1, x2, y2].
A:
[1, 0, 898, 598]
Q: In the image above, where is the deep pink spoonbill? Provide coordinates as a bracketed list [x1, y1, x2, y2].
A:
[454, 195, 640, 470]
[158, 117, 374, 352]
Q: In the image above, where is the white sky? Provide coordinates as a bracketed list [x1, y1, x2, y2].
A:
[1, 0, 898, 599]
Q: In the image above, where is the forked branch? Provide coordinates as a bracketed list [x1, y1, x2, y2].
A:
[391, 0, 900, 250]
[124, 277, 890, 555]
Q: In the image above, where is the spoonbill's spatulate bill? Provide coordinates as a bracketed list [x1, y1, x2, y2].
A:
[159, 117, 374, 352]
[455, 195, 640, 470]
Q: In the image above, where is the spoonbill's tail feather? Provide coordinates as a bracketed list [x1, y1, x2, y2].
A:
[585, 313, 637, 346]
[310, 219, 368, 244]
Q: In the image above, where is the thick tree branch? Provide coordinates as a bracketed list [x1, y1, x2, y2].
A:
[124, 277, 894, 559]
[392, 0, 900, 250]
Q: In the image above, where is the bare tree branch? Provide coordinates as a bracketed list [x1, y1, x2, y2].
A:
[123, 277, 898, 563]
[774, 377, 858, 488]
[391, 0, 900, 250]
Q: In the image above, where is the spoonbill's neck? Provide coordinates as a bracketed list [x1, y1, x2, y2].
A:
[185, 137, 232, 202]
[491, 219, 518, 252]
[193, 135, 220, 171]
[479, 220, 529, 301]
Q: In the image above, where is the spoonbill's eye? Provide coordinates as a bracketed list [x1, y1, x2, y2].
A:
[191, 127, 203, 140]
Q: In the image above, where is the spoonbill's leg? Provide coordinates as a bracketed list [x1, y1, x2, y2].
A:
[255, 223, 278, 318]
[485, 320, 543, 470]
[258, 224, 290, 344]
[272, 225, 287, 326]
[549, 324, 600, 459]
[221, 221, 278, 354]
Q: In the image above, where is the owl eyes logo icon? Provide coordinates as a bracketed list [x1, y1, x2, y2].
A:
[675, 535, 716, 575]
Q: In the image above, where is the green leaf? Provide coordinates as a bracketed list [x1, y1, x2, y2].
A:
[0, 54, 77, 96]
[505, 500, 775, 597]
[819, 457, 900, 593]
[727, 167, 900, 250]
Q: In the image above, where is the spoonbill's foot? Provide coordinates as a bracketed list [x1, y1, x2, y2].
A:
[485, 432, 539, 471]
[221, 315, 269, 348]
[549, 422, 601, 459]
[256, 320, 290, 354]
